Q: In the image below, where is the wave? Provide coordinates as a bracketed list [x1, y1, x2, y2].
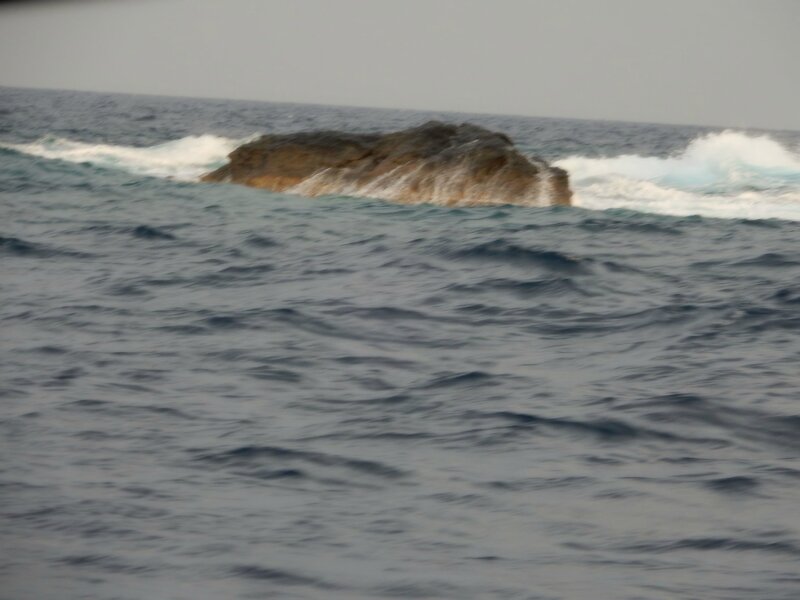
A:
[5, 130, 800, 220]
[0, 134, 248, 181]
[556, 131, 800, 220]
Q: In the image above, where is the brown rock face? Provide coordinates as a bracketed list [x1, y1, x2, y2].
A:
[202, 121, 572, 207]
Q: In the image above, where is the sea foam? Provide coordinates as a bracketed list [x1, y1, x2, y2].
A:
[4, 129, 800, 220]
[557, 131, 800, 220]
[1, 134, 247, 181]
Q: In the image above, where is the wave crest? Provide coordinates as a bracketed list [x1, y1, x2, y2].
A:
[557, 131, 800, 220]
[5, 129, 800, 220]
[1, 134, 248, 180]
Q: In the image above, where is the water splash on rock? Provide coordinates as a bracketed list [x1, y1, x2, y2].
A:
[202, 121, 572, 207]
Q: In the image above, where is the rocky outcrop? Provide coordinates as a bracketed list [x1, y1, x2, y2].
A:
[202, 121, 572, 207]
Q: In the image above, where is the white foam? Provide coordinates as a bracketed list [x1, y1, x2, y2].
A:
[556, 131, 800, 220]
[6, 129, 800, 219]
[1, 134, 250, 181]
[288, 158, 555, 207]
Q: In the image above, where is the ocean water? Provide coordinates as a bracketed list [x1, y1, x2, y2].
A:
[2, 86, 800, 600]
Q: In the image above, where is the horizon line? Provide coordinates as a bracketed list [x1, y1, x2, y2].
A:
[1, 82, 797, 135]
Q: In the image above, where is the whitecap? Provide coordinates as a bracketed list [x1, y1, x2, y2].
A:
[1, 134, 254, 181]
[556, 131, 800, 220]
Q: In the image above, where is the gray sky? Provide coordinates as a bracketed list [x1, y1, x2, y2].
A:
[0, 0, 797, 130]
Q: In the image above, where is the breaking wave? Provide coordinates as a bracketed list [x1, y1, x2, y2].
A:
[1, 134, 248, 181]
[5, 130, 800, 220]
[557, 131, 800, 220]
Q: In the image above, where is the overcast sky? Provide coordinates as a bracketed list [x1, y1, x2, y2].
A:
[0, 0, 797, 130]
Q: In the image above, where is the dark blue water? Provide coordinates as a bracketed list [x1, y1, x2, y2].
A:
[2, 87, 800, 600]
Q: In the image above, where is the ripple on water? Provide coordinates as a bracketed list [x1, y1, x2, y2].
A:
[130, 224, 177, 240]
[195, 445, 408, 483]
[0, 235, 94, 259]
[4, 89, 800, 600]
[450, 239, 590, 273]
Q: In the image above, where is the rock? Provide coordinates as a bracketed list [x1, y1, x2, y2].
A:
[202, 121, 572, 207]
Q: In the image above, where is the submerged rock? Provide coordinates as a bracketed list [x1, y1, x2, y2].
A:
[202, 121, 572, 207]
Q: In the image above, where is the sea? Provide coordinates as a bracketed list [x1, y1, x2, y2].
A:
[2, 86, 800, 600]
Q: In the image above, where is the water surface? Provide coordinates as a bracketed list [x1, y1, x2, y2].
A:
[2, 87, 800, 600]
